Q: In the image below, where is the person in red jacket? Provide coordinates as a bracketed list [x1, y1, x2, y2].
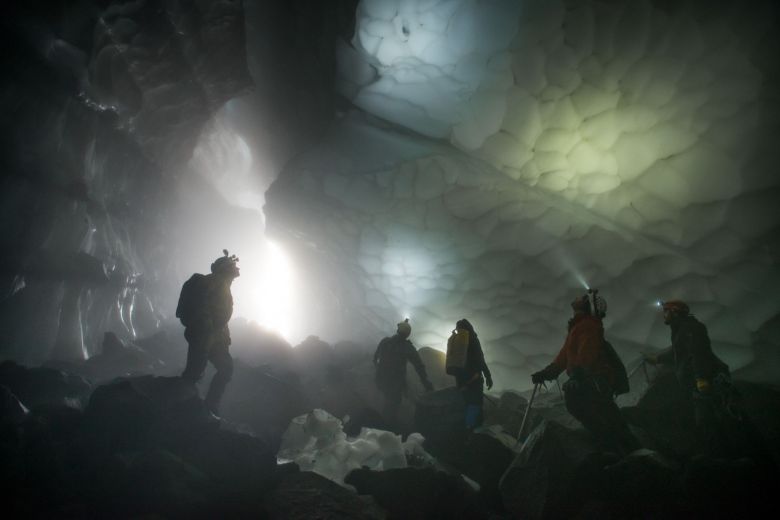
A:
[532, 291, 639, 455]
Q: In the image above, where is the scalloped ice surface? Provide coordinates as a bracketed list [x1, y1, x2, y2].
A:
[267, 0, 780, 391]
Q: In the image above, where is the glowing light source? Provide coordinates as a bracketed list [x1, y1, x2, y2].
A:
[231, 241, 297, 341]
[574, 273, 590, 291]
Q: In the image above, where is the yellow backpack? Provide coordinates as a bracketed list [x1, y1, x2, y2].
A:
[445, 328, 470, 376]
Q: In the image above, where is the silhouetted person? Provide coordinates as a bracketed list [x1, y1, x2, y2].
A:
[374, 319, 433, 425]
[533, 291, 639, 456]
[644, 300, 736, 457]
[176, 250, 239, 415]
[452, 319, 492, 431]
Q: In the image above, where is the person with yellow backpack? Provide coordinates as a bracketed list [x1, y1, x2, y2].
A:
[446, 319, 493, 430]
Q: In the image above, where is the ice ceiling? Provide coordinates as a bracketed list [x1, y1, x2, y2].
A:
[1, 0, 777, 393]
[264, 0, 780, 390]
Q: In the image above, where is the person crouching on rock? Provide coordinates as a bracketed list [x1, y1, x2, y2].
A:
[532, 291, 640, 456]
[176, 250, 239, 416]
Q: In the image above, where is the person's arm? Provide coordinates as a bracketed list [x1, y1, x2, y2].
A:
[688, 322, 714, 391]
[533, 334, 568, 384]
[374, 339, 385, 365]
[654, 346, 675, 365]
[474, 337, 492, 389]
[406, 342, 433, 391]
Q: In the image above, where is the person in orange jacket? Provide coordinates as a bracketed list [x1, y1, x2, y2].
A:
[532, 290, 639, 455]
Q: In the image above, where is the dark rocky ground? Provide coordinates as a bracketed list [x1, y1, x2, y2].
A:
[2, 324, 779, 518]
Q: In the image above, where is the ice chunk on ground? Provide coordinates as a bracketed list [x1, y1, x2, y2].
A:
[278, 409, 435, 486]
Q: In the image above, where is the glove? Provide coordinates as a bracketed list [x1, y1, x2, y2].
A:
[485, 375, 493, 390]
[642, 352, 658, 365]
[531, 370, 547, 385]
[422, 380, 434, 392]
[696, 378, 711, 393]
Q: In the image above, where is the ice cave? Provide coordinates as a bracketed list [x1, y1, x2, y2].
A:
[1, 0, 779, 518]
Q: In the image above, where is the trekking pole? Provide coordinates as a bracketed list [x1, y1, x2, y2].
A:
[483, 394, 499, 406]
[514, 383, 540, 448]
[641, 360, 650, 385]
[627, 359, 646, 380]
[555, 378, 563, 398]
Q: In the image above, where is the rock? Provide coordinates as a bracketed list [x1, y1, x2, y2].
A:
[413, 386, 466, 449]
[101, 331, 125, 356]
[220, 363, 309, 451]
[80, 332, 166, 382]
[683, 456, 777, 517]
[0, 385, 29, 424]
[0, 361, 92, 409]
[84, 375, 209, 452]
[345, 466, 486, 519]
[173, 427, 277, 495]
[96, 449, 213, 518]
[343, 407, 390, 437]
[293, 335, 336, 373]
[620, 370, 697, 457]
[229, 319, 295, 369]
[484, 390, 536, 438]
[602, 448, 684, 516]
[266, 470, 386, 520]
[499, 420, 606, 520]
[461, 427, 516, 510]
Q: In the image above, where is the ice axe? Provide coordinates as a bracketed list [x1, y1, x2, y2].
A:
[514, 382, 541, 448]
[627, 358, 651, 385]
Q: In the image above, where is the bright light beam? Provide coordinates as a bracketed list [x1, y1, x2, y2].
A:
[231, 240, 297, 341]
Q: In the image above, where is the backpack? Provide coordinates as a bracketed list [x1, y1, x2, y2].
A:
[175, 274, 208, 327]
[445, 329, 470, 376]
[602, 339, 629, 395]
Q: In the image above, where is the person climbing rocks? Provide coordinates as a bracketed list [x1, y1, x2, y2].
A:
[643, 300, 739, 457]
[532, 290, 640, 456]
[176, 250, 239, 416]
[374, 318, 434, 425]
[451, 318, 493, 431]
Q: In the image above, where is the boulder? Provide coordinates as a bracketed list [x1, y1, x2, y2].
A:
[173, 427, 277, 495]
[413, 386, 466, 448]
[0, 384, 29, 424]
[345, 466, 486, 519]
[601, 448, 684, 516]
[683, 456, 778, 518]
[80, 332, 166, 382]
[220, 363, 309, 451]
[620, 370, 697, 457]
[84, 375, 209, 453]
[499, 420, 607, 520]
[95, 449, 213, 518]
[265, 470, 386, 520]
[0, 361, 92, 409]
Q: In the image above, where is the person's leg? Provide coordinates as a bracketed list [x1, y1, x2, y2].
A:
[463, 381, 484, 430]
[593, 394, 641, 455]
[205, 343, 233, 414]
[693, 392, 723, 457]
[181, 329, 209, 383]
[566, 383, 639, 455]
[382, 388, 402, 425]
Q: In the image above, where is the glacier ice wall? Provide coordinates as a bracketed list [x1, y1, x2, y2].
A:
[266, 0, 780, 391]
